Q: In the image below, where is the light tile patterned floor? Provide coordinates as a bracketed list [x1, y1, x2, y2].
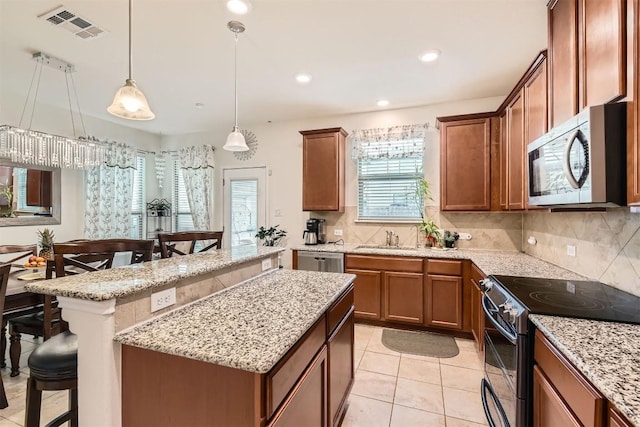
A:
[0, 325, 488, 427]
[0, 337, 69, 427]
[344, 324, 489, 427]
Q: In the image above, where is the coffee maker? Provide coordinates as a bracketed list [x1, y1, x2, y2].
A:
[304, 218, 326, 245]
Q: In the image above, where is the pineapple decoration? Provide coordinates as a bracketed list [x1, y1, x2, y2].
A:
[37, 228, 55, 260]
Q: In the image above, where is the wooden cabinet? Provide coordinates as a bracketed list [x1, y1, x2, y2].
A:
[425, 259, 464, 330]
[534, 330, 606, 427]
[300, 128, 347, 212]
[347, 268, 382, 320]
[327, 310, 354, 427]
[26, 169, 53, 208]
[383, 271, 424, 324]
[628, 0, 640, 205]
[470, 264, 485, 351]
[548, 0, 625, 127]
[439, 116, 492, 211]
[608, 406, 634, 427]
[549, 0, 579, 127]
[506, 89, 526, 210]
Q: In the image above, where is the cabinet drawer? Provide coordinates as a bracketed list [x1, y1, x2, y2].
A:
[345, 255, 422, 273]
[534, 330, 605, 427]
[471, 263, 485, 283]
[327, 286, 354, 336]
[267, 315, 327, 419]
[426, 259, 463, 276]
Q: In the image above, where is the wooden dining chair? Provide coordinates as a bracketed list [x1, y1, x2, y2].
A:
[0, 263, 12, 409]
[158, 231, 223, 258]
[21, 238, 154, 427]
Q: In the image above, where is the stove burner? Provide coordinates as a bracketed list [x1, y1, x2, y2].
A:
[528, 291, 605, 311]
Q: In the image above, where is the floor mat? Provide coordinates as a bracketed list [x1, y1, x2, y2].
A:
[381, 328, 460, 358]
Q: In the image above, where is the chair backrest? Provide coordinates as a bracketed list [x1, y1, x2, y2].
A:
[0, 245, 38, 266]
[0, 263, 10, 317]
[158, 231, 223, 259]
[49, 239, 155, 278]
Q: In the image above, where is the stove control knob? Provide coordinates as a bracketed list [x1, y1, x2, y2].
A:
[479, 279, 493, 291]
[505, 308, 519, 323]
[504, 302, 513, 311]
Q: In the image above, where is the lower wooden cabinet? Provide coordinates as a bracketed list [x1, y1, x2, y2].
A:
[532, 364, 581, 427]
[347, 268, 381, 320]
[425, 274, 463, 329]
[383, 271, 424, 324]
[327, 310, 354, 427]
[609, 406, 633, 427]
[269, 346, 328, 427]
[470, 264, 485, 351]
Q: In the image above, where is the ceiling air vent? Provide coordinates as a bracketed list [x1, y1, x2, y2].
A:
[38, 6, 108, 40]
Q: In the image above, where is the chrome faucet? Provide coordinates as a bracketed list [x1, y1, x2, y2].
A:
[385, 230, 399, 247]
[385, 230, 393, 246]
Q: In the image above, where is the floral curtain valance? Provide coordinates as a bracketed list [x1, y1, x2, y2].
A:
[179, 145, 215, 169]
[103, 140, 137, 169]
[350, 124, 432, 160]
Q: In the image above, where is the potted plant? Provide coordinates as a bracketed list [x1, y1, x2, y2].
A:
[0, 181, 14, 218]
[414, 176, 440, 247]
[147, 199, 171, 216]
[419, 220, 441, 247]
[255, 225, 287, 246]
[443, 230, 460, 249]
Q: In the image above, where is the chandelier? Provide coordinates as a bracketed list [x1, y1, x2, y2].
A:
[0, 52, 106, 169]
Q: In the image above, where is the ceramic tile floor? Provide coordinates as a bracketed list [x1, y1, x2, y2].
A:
[0, 337, 69, 427]
[344, 324, 488, 427]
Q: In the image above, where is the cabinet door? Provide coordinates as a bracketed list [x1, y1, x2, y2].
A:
[440, 118, 491, 211]
[499, 112, 508, 210]
[533, 365, 581, 427]
[506, 90, 525, 210]
[425, 275, 463, 330]
[630, 0, 640, 205]
[549, 0, 579, 127]
[383, 271, 424, 324]
[327, 310, 354, 427]
[269, 347, 328, 427]
[301, 129, 346, 212]
[579, 0, 626, 108]
[26, 169, 53, 207]
[609, 406, 633, 427]
[346, 269, 382, 320]
[524, 59, 548, 210]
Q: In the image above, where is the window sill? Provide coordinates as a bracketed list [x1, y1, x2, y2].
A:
[354, 219, 421, 224]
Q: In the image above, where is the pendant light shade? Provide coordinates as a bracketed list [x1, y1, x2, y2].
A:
[223, 21, 249, 152]
[107, 0, 155, 121]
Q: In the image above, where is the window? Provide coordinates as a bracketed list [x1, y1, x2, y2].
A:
[130, 155, 145, 239]
[173, 160, 194, 232]
[357, 140, 424, 221]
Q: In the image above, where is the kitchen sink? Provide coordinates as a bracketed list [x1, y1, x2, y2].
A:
[354, 244, 418, 251]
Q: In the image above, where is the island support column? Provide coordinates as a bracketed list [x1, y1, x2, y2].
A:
[58, 297, 120, 427]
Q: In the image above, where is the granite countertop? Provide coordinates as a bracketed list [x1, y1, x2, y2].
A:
[115, 269, 355, 373]
[24, 246, 284, 302]
[530, 315, 640, 426]
[291, 243, 585, 280]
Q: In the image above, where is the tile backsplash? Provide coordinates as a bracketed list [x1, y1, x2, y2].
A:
[312, 206, 523, 252]
[524, 209, 640, 297]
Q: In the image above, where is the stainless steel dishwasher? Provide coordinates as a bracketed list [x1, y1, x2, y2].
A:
[296, 251, 344, 273]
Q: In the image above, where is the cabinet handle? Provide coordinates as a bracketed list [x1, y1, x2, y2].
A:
[562, 129, 589, 190]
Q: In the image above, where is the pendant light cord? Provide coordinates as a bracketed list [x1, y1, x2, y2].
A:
[234, 31, 239, 129]
[128, 0, 132, 80]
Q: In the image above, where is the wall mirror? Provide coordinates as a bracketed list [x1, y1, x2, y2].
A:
[0, 160, 61, 227]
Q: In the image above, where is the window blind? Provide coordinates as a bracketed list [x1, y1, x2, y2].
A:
[230, 179, 258, 247]
[357, 140, 423, 221]
[173, 160, 194, 232]
[130, 155, 145, 239]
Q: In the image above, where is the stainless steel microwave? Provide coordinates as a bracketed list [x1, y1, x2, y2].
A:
[527, 103, 626, 207]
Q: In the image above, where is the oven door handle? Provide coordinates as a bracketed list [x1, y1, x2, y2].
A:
[482, 293, 518, 344]
[481, 378, 510, 427]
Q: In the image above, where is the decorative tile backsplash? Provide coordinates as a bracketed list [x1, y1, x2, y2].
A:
[524, 209, 640, 297]
[312, 206, 523, 251]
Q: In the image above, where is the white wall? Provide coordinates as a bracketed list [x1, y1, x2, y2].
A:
[0, 93, 161, 246]
[161, 96, 505, 264]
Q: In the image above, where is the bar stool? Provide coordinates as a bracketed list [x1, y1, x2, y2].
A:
[0, 263, 12, 409]
[157, 231, 223, 258]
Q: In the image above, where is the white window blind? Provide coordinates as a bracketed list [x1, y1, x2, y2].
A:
[357, 140, 424, 221]
[173, 160, 194, 232]
[230, 179, 258, 247]
[130, 155, 145, 239]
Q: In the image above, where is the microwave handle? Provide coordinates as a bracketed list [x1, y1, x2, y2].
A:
[562, 129, 588, 189]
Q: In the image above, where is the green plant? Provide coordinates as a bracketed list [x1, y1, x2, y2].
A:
[414, 176, 433, 221]
[255, 225, 287, 246]
[419, 220, 441, 247]
[0, 181, 14, 218]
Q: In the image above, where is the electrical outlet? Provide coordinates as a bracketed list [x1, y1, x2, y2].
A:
[151, 287, 176, 312]
[262, 258, 272, 271]
[458, 233, 472, 240]
[567, 245, 576, 257]
[334, 229, 343, 236]
[528, 236, 537, 245]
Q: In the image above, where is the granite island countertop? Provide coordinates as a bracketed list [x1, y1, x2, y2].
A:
[24, 246, 284, 301]
[530, 314, 640, 426]
[115, 269, 355, 373]
[291, 244, 585, 280]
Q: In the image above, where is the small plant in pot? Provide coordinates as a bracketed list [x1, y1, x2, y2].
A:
[255, 225, 287, 247]
[443, 231, 460, 249]
[419, 220, 441, 248]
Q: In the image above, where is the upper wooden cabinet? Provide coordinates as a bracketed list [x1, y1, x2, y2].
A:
[629, 0, 640, 205]
[439, 116, 492, 211]
[506, 89, 526, 210]
[300, 128, 347, 212]
[548, 0, 626, 127]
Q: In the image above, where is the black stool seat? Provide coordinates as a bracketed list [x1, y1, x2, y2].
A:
[28, 331, 77, 381]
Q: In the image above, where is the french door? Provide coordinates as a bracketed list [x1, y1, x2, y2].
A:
[222, 167, 267, 248]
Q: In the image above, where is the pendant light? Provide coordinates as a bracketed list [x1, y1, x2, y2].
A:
[223, 21, 249, 152]
[107, 0, 155, 120]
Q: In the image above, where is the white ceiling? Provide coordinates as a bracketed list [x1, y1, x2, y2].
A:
[0, 0, 547, 136]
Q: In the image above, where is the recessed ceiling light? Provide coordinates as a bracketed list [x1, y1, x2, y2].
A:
[295, 73, 312, 84]
[377, 99, 390, 107]
[419, 49, 441, 63]
[226, 0, 251, 15]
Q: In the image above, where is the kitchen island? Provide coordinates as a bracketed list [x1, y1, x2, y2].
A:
[24, 246, 288, 427]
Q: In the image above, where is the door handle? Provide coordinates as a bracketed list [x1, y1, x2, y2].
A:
[562, 129, 589, 189]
